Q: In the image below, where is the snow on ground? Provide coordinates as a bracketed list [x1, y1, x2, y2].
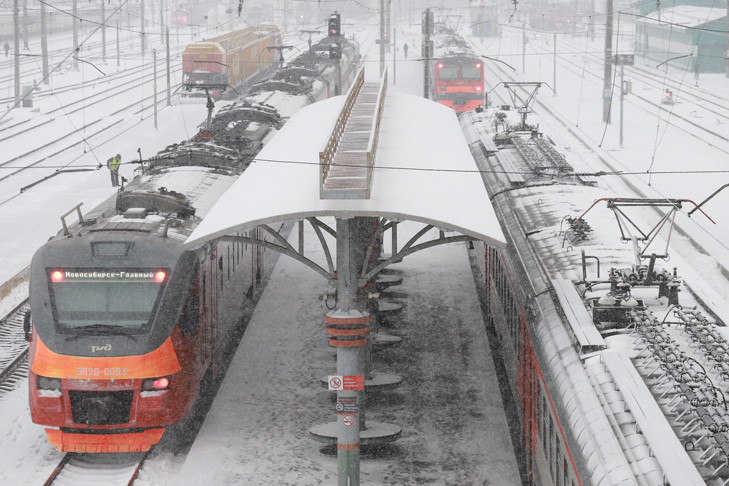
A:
[137, 223, 520, 485]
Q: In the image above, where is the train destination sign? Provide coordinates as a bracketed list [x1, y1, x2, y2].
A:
[49, 269, 167, 283]
[328, 375, 365, 391]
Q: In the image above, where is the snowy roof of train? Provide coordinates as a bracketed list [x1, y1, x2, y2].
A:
[184, 92, 507, 250]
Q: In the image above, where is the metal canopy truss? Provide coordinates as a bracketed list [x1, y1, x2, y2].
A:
[221, 217, 475, 289]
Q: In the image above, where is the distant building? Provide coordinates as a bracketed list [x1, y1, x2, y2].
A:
[635, 6, 728, 73]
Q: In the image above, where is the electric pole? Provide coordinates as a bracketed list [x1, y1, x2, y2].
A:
[13, 0, 19, 106]
[602, 0, 613, 123]
[380, 0, 385, 76]
[40, 0, 48, 81]
[73, 0, 78, 70]
[101, 0, 106, 63]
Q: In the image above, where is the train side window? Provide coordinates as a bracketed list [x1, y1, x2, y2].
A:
[555, 436, 561, 485]
[542, 393, 548, 452]
[564, 458, 569, 486]
[200, 271, 207, 323]
[549, 414, 554, 479]
[179, 283, 200, 336]
[219, 256, 224, 288]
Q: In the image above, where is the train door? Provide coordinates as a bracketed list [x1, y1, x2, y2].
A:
[201, 247, 219, 373]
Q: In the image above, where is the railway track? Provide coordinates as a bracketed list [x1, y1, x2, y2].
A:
[44, 452, 149, 486]
[519, 33, 729, 151]
[557, 35, 729, 117]
[0, 299, 29, 395]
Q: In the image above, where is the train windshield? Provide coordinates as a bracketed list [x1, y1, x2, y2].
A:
[437, 66, 459, 81]
[461, 66, 482, 81]
[47, 269, 168, 333]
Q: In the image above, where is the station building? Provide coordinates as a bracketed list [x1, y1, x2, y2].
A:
[635, 5, 728, 73]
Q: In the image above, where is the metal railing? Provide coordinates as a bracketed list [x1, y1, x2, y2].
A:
[319, 67, 388, 199]
[365, 68, 388, 197]
[319, 66, 365, 187]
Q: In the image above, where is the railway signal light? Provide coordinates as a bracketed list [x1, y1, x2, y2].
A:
[329, 43, 342, 60]
[328, 12, 341, 37]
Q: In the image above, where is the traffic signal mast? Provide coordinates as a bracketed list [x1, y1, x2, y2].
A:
[328, 12, 341, 37]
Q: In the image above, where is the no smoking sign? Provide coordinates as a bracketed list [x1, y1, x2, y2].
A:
[328, 375, 364, 391]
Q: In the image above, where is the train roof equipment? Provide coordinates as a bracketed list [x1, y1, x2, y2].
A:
[461, 106, 727, 485]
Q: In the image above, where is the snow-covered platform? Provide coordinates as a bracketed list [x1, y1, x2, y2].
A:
[166, 233, 521, 485]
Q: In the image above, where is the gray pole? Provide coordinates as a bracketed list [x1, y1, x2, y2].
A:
[380, 0, 385, 76]
[13, 0, 19, 106]
[553, 32, 557, 95]
[332, 217, 363, 486]
[335, 59, 341, 96]
[522, 17, 526, 74]
[166, 28, 171, 106]
[386, 0, 391, 52]
[602, 0, 613, 123]
[423, 9, 432, 100]
[116, 19, 120, 67]
[153, 49, 158, 128]
[22, 0, 27, 50]
[73, 0, 78, 70]
[726, 0, 728, 77]
[101, 0, 106, 63]
[619, 63, 624, 147]
[40, 0, 48, 82]
[393, 26, 396, 85]
[141, 0, 146, 56]
[590, 0, 595, 40]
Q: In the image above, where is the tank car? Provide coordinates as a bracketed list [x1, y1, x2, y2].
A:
[26, 29, 360, 454]
[462, 105, 727, 485]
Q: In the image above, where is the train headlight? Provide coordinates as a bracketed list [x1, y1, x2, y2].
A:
[36, 375, 62, 391]
[142, 376, 171, 391]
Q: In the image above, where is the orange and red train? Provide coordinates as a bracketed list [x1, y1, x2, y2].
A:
[26, 26, 361, 454]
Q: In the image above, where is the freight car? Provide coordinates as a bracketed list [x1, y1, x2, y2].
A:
[26, 27, 360, 454]
[181, 23, 282, 98]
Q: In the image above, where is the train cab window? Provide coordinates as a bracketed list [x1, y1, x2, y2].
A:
[437, 66, 459, 81]
[461, 66, 482, 81]
[47, 268, 168, 333]
[91, 241, 133, 257]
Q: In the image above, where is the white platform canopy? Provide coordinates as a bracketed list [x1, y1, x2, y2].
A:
[184, 92, 506, 251]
